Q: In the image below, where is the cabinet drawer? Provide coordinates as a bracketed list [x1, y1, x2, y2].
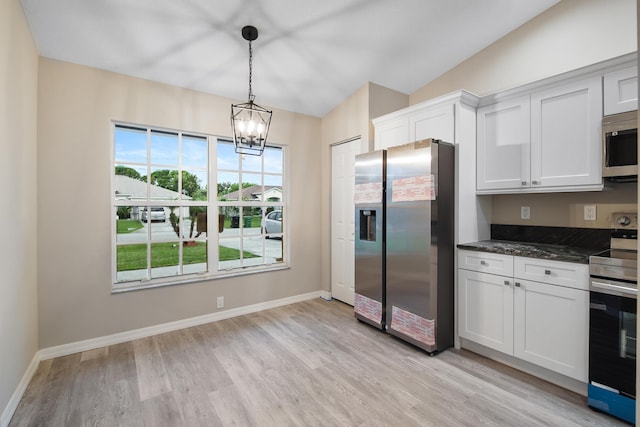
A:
[458, 250, 514, 276]
[514, 257, 588, 290]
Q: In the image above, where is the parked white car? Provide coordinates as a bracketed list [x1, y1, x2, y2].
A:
[262, 210, 282, 237]
[141, 207, 166, 223]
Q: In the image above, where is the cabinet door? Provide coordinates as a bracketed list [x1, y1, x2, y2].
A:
[604, 66, 638, 115]
[530, 77, 602, 188]
[476, 96, 530, 191]
[513, 279, 588, 381]
[374, 117, 409, 150]
[458, 269, 514, 354]
[410, 104, 454, 142]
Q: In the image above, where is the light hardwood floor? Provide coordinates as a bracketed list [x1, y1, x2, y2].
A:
[10, 299, 627, 426]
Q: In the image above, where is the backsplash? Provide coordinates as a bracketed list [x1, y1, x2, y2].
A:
[491, 224, 611, 252]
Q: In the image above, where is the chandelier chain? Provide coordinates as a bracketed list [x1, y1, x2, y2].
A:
[248, 40, 253, 101]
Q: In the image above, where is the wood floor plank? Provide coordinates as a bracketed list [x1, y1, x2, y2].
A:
[9, 298, 629, 427]
[209, 384, 257, 426]
[132, 336, 172, 401]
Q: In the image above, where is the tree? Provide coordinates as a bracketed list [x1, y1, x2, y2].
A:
[115, 165, 142, 180]
[148, 169, 202, 198]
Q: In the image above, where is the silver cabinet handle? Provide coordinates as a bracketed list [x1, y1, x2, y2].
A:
[544, 269, 551, 275]
[480, 260, 488, 266]
[532, 180, 540, 185]
[521, 181, 527, 186]
[515, 282, 521, 287]
[504, 280, 510, 286]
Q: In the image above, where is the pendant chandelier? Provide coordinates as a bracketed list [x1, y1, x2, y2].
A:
[231, 25, 272, 156]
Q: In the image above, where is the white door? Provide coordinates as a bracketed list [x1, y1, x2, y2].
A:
[476, 96, 531, 191]
[530, 76, 602, 188]
[331, 138, 361, 305]
[513, 279, 588, 381]
[458, 269, 514, 354]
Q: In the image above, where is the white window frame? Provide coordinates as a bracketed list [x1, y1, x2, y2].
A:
[111, 122, 289, 293]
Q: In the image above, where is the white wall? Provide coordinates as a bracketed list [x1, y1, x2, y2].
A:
[0, 0, 39, 424]
[37, 59, 322, 348]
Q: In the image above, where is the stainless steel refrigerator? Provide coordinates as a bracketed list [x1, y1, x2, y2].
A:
[354, 149, 386, 330]
[385, 139, 454, 354]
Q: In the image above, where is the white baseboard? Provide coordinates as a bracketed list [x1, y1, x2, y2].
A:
[39, 290, 322, 360]
[2, 290, 322, 426]
[319, 290, 332, 301]
[1, 352, 40, 427]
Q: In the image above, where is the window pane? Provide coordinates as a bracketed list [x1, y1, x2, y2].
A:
[242, 235, 264, 266]
[242, 206, 261, 235]
[149, 206, 174, 242]
[218, 172, 239, 200]
[217, 140, 237, 170]
[151, 242, 180, 278]
[185, 169, 208, 201]
[116, 243, 149, 282]
[116, 205, 147, 244]
[241, 152, 261, 173]
[114, 165, 147, 195]
[149, 167, 181, 201]
[183, 240, 207, 274]
[267, 236, 283, 264]
[115, 126, 147, 164]
[263, 208, 283, 238]
[241, 174, 262, 202]
[264, 174, 282, 189]
[264, 146, 282, 174]
[150, 131, 179, 166]
[219, 237, 241, 270]
[182, 135, 208, 169]
[184, 206, 208, 241]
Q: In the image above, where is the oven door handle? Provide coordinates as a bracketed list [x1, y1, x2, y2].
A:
[590, 280, 638, 298]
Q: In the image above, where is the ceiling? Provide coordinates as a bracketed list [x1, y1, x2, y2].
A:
[20, 0, 560, 118]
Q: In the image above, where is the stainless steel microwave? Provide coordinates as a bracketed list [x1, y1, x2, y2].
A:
[603, 111, 638, 179]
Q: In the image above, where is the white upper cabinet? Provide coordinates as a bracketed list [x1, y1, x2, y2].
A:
[476, 96, 530, 191]
[477, 76, 603, 194]
[530, 76, 603, 189]
[373, 92, 464, 150]
[603, 65, 638, 115]
[374, 116, 410, 150]
[410, 103, 454, 142]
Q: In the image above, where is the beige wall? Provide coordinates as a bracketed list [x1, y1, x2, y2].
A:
[492, 183, 637, 228]
[37, 59, 322, 348]
[411, 0, 637, 229]
[411, 0, 637, 103]
[0, 0, 39, 421]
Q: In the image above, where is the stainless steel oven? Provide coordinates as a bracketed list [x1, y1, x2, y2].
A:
[588, 212, 637, 424]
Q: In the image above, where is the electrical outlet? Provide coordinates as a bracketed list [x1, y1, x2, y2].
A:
[521, 206, 530, 220]
[584, 205, 597, 221]
[217, 296, 224, 309]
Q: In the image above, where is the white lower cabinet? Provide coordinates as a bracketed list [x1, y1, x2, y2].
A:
[459, 269, 514, 354]
[458, 250, 589, 382]
[513, 279, 588, 381]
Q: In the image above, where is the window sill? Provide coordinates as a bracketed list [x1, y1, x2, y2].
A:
[111, 264, 290, 294]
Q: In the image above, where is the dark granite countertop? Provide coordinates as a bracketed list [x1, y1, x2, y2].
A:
[457, 240, 602, 264]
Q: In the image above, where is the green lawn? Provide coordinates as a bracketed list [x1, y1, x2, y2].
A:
[117, 242, 257, 271]
[117, 220, 144, 234]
